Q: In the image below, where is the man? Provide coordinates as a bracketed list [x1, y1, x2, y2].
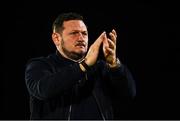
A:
[25, 12, 136, 120]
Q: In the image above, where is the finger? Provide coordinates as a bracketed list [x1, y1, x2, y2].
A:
[105, 47, 114, 55]
[112, 29, 117, 38]
[94, 31, 106, 47]
[107, 38, 115, 49]
[103, 34, 109, 49]
[109, 32, 116, 44]
[112, 29, 117, 44]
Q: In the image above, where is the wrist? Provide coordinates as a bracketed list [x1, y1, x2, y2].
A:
[108, 58, 121, 69]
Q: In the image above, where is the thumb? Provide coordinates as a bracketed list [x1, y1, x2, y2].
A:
[103, 33, 109, 49]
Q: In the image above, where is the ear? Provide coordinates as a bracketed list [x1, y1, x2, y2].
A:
[52, 32, 61, 46]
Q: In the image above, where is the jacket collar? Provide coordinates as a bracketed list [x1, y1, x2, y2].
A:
[55, 50, 85, 63]
[55, 50, 73, 63]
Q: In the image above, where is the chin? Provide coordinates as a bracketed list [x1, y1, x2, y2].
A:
[77, 51, 86, 55]
[76, 48, 86, 54]
[75, 50, 86, 56]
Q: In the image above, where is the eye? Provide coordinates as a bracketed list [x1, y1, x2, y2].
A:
[70, 32, 79, 35]
[82, 32, 88, 36]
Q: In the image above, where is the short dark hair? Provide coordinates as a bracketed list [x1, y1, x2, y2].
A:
[52, 12, 84, 33]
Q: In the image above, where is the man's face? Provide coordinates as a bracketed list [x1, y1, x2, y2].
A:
[59, 20, 88, 60]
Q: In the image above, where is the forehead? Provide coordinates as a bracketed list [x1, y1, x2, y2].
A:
[63, 20, 87, 31]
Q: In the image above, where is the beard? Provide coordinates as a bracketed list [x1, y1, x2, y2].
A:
[61, 39, 87, 60]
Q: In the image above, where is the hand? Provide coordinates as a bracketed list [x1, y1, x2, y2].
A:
[85, 31, 107, 66]
[103, 29, 117, 67]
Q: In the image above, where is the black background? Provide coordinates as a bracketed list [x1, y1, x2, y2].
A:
[3, 0, 180, 119]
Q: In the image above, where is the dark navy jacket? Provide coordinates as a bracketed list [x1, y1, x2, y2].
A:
[25, 51, 136, 120]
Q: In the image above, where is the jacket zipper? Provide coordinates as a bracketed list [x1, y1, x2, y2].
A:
[68, 104, 72, 121]
[68, 73, 105, 120]
[68, 91, 106, 120]
[68, 86, 75, 121]
[93, 91, 106, 121]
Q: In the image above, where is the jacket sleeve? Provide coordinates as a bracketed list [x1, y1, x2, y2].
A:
[108, 64, 136, 98]
[98, 60, 136, 99]
[106, 64, 137, 119]
[25, 58, 84, 100]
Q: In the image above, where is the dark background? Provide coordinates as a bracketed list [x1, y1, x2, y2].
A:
[3, 0, 180, 119]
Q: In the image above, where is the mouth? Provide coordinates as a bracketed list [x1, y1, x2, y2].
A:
[75, 43, 86, 48]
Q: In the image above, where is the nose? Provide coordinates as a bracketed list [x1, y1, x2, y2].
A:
[77, 32, 84, 39]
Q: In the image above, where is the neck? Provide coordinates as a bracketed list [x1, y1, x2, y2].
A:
[57, 49, 84, 62]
